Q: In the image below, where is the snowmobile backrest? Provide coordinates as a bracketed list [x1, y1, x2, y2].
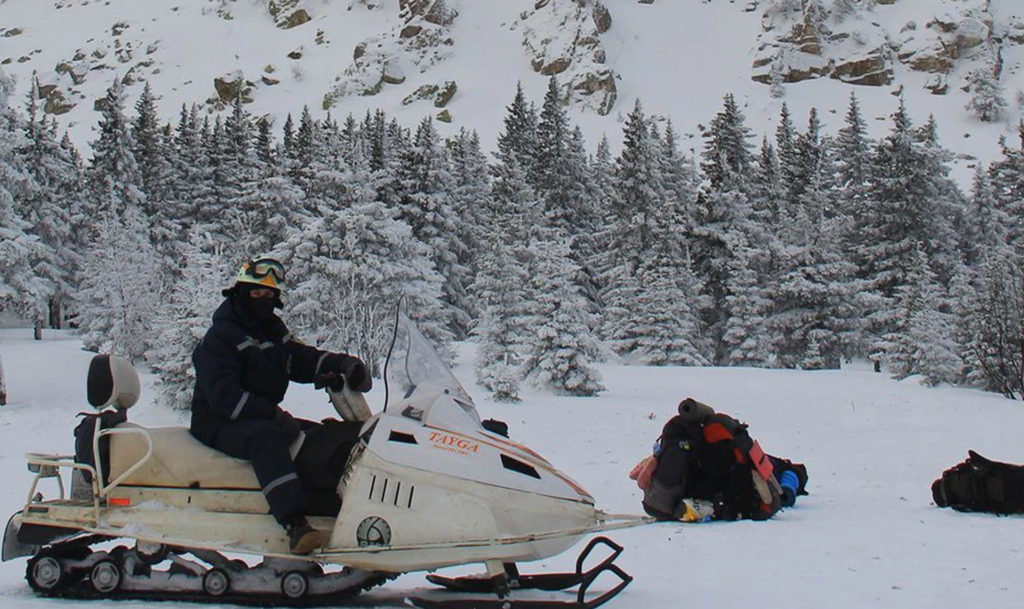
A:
[87, 354, 140, 410]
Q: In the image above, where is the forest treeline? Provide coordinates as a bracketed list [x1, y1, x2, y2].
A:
[2, 71, 1024, 404]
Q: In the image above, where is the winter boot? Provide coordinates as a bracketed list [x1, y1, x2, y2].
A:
[285, 516, 323, 555]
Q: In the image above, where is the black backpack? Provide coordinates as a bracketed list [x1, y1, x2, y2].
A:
[932, 450, 1024, 514]
[73, 409, 128, 485]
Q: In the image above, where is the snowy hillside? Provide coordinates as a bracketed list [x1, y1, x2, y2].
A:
[2, 327, 1024, 609]
[1, 0, 1023, 186]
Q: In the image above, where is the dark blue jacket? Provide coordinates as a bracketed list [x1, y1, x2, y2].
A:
[190, 298, 329, 445]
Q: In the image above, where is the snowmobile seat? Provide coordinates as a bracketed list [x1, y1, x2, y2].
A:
[84, 353, 260, 490]
[108, 425, 260, 490]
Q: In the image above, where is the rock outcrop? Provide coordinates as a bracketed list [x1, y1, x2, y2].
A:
[752, 0, 1010, 96]
[512, 0, 618, 115]
[324, 0, 458, 108]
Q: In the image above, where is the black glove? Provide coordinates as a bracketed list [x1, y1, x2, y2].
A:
[318, 353, 372, 393]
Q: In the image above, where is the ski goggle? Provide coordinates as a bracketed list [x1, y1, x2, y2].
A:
[234, 256, 286, 291]
[247, 258, 286, 283]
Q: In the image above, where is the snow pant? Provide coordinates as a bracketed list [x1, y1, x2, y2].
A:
[211, 418, 306, 525]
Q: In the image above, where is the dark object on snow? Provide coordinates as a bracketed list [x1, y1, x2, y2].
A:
[932, 450, 1024, 514]
[636, 399, 808, 522]
[73, 409, 128, 485]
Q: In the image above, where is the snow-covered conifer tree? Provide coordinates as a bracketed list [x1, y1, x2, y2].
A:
[534, 77, 593, 234]
[471, 240, 531, 402]
[132, 82, 180, 266]
[446, 128, 491, 321]
[148, 233, 227, 409]
[881, 246, 960, 386]
[721, 234, 773, 367]
[168, 104, 214, 239]
[86, 80, 146, 215]
[859, 100, 961, 358]
[961, 166, 1010, 267]
[657, 120, 698, 256]
[496, 82, 538, 172]
[611, 99, 663, 257]
[19, 80, 81, 335]
[629, 255, 708, 366]
[834, 92, 870, 191]
[965, 60, 1007, 123]
[281, 149, 447, 371]
[769, 107, 863, 368]
[77, 80, 161, 360]
[395, 117, 469, 340]
[692, 94, 760, 363]
[472, 150, 541, 398]
[0, 70, 51, 330]
[521, 235, 604, 396]
[989, 124, 1024, 260]
[954, 256, 1024, 397]
[76, 200, 162, 362]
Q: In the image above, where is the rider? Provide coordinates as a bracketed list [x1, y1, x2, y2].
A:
[190, 254, 372, 554]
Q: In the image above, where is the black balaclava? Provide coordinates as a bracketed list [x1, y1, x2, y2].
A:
[234, 283, 281, 323]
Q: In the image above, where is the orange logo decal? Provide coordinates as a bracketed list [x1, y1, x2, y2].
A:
[428, 431, 480, 456]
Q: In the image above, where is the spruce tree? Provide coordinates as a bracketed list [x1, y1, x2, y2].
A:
[76, 200, 162, 362]
[87, 80, 146, 215]
[881, 246, 960, 385]
[495, 82, 538, 172]
[961, 166, 1010, 267]
[281, 148, 448, 370]
[692, 94, 760, 363]
[956, 255, 1024, 398]
[859, 99, 961, 361]
[521, 235, 604, 396]
[446, 128, 491, 321]
[169, 104, 214, 239]
[148, 234, 227, 409]
[769, 107, 863, 368]
[473, 150, 543, 397]
[132, 82, 179, 265]
[629, 254, 709, 366]
[19, 81, 81, 334]
[989, 124, 1024, 260]
[965, 60, 1007, 123]
[0, 71, 51, 330]
[471, 239, 531, 402]
[395, 117, 467, 340]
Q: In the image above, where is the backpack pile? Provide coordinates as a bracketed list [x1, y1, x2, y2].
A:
[630, 397, 808, 522]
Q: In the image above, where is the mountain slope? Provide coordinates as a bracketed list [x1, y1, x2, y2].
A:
[1, 0, 1022, 186]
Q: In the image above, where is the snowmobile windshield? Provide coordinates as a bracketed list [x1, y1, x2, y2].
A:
[384, 313, 479, 423]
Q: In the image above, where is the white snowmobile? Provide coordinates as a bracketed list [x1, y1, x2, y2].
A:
[2, 312, 650, 608]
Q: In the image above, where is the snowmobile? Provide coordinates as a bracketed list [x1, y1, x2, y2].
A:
[2, 312, 650, 608]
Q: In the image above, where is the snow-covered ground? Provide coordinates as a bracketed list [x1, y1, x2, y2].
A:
[1, 326, 1023, 609]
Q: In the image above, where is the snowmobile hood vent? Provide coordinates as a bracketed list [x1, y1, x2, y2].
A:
[87, 354, 140, 410]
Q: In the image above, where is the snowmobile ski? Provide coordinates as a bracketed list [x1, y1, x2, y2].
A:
[425, 536, 625, 593]
[413, 537, 631, 609]
[407, 565, 630, 609]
